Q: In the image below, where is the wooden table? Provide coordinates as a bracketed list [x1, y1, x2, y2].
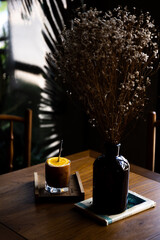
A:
[0, 150, 160, 240]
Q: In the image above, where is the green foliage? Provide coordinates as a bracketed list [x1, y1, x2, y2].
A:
[0, 25, 9, 108]
[0, 1, 7, 13]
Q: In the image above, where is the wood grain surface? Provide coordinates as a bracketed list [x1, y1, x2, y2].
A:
[0, 150, 160, 240]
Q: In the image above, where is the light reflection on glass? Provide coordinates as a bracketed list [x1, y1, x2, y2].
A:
[44, 140, 60, 150]
[0, 1, 8, 40]
[15, 70, 45, 88]
[45, 134, 58, 140]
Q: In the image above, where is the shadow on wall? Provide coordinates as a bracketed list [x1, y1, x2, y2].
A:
[0, 0, 159, 173]
[0, 0, 88, 174]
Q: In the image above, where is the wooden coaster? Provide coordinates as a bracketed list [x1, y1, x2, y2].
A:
[34, 171, 85, 203]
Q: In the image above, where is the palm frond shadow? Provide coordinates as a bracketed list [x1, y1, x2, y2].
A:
[37, 0, 86, 158]
[8, 0, 86, 162]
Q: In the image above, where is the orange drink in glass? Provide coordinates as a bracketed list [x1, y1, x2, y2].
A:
[45, 157, 71, 193]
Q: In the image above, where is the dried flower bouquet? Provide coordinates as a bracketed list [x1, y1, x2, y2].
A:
[48, 6, 159, 144]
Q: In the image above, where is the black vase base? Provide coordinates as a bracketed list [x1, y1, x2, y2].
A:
[93, 148, 129, 216]
[92, 204, 127, 215]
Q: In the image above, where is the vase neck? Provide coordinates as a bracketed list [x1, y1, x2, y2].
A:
[104, 142, 121, 157]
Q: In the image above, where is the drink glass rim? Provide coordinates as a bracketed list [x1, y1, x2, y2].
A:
[46, 157, 71, 167]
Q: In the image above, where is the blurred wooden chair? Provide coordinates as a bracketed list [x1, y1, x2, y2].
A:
[146, 111, 160, 172]
[0, 109, 32, 172]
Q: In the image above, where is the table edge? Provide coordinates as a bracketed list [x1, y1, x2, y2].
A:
[1, 149, 160, 183]
[82, 149, 160, 183]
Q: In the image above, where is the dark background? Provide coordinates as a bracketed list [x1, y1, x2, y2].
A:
[0, 0, 159, 173]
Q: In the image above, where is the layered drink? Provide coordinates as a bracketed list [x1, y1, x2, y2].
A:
[45, 157, 71, 193]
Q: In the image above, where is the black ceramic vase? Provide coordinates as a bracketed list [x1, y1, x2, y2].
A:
[93, 143, 130, 214]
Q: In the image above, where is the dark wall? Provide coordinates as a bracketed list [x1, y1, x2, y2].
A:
[0, 0, 159, 172]
[86, 0, 159, 25]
